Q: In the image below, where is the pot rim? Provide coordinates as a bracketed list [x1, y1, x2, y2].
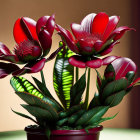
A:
[25, 125, 103, 136]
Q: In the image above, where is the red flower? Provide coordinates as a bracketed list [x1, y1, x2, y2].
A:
[99, 57, 139, 89]
[57, 12, 134, 68]
[0, 15, 55, 78]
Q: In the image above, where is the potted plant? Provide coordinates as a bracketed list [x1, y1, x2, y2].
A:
[0, 12, 140, 140]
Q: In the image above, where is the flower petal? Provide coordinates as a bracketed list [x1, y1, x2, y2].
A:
[0, 42, 11, 55]
[81, 13, 96, 33]
[103, 16, 120, 41]
[92, 12, 109, 35]
[36, 16, 49, 35]
[100, 41, 120, 56]
[57, 25, 79, 53]
[86, 58, 103, 68]
[25, 58, 46, 73]
[13, 17, 38, 44]
[71, 23, 84, 39]
[0, 62, 20, 78]
[111, 57, 137, 80]
[110, 26, 135, 41]
[103, 56, 120, 65]
[45, 14, 55, 36]
[13, 58, 46, 76]
[38, 29, 52, 57]
[68, 55, 86, 68]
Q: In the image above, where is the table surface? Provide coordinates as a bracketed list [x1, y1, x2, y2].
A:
[0, 128, 140, 140]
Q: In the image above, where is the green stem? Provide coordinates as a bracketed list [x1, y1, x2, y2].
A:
[76, 67, 79, 82]
[40, 70, 46, 86]
[84, 68, 91, 109]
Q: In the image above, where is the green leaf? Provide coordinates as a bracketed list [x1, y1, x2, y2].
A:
[85, 106, 109, 125]
[101, 78, 128, 101]
[10, 76, 44, 98]
[53, 47, 74, 109]
[32, 76, 53, 99]
[125, 71, 135, 85]
[89, 92, 101, 109]
[21, 104, 53, 121]
[104, 64, 115, 82]
[70, 73, 86, 106]
[59, 105, 82, 118]
[45, 127, 51, 140]
[10, 76, 62, 112]
[76, 106, 109, 126]
[11, 109, 37, 124]
[97, 113, 118, 124]
[95, 69, 103, 92]
[15, 91, 59, 120]
[68, 110, 85, 125]
[85, 113, 118, 131]
[104, 90, 126, 107]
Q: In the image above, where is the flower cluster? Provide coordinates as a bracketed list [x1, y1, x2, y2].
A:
[0, 15, 55, 78]
[0, 12, 140, 138]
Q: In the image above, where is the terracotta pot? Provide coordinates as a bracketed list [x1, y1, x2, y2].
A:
[25, 125, 103, 140]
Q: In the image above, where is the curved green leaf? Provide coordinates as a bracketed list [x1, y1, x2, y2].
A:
[104, 90, 126, 107]
[76, 106, 109, 126]
[10, 76, 62, 112]
[53, 47, 74, 109]
[70, 73, 86, 107]
[15, 91, 59, 121]
[32, 76, 53, 98]
[101, 78, 128, 101]
[21, 104, 53, 121]
[11, 109, 37, 124]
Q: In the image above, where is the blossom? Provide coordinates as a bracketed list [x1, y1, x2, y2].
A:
[98, 57, 139, 93]
[95, 57, 140, 107]
[0, 15, 55, 78]
[57, 12, 133, 68]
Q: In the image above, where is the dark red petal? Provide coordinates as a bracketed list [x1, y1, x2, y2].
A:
[38, 29, 52, 57]
[109, 26, 135, 41]
[46, 45, 64, 62]
[57, 25, 79, 53]
[0, 62, 20, 78]
[81, 13, 96, 33]
[68, 55, 86, 68]
[111, 57, 137, 80]
[93, 41, 104, 51]
[92, 12, 109, 35]
[103, 55, 120, 65]
[100, 41, 120, 56]
[103, 16, 120, 41]
[86, 58, 103, 68]
[36, 16, 49, 35]
[0, 42, 11, 55]
[45, 14, 55, 36]
[25, 58, 46, 73]
[12, 68, 28, 76]
[13, 17, 38, 44]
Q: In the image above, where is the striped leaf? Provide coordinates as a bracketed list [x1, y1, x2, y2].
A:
[53, 46, 74, 109]
[10, 76, 62, 112]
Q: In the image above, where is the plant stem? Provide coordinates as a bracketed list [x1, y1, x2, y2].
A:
[84, 68, 91, 109]
[76, 67, 79, 82]
[40, 70, 46, 85]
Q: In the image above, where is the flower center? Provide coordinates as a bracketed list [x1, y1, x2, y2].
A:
[14, 40, 42, 63]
